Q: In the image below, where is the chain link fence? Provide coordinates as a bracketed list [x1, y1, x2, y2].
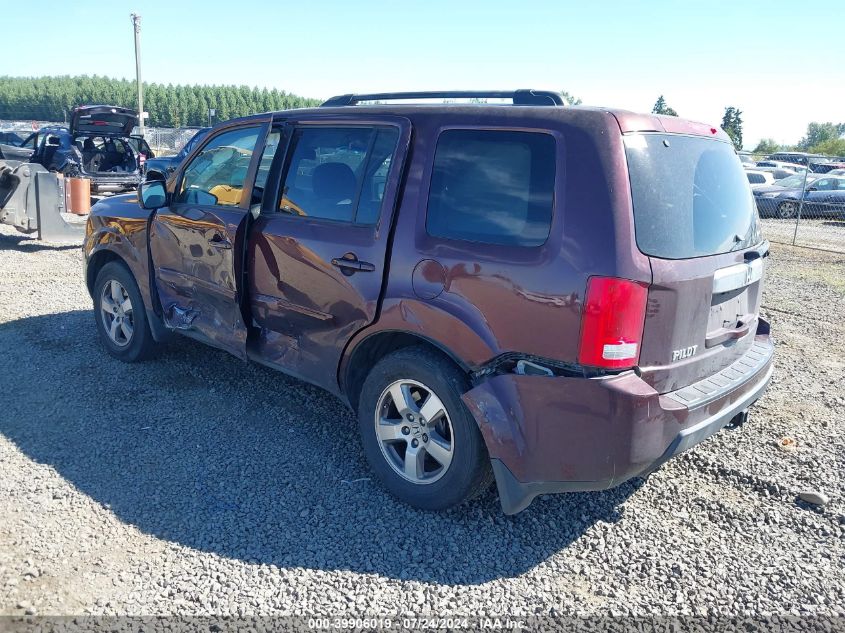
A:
[143, 127, 204, 156]
[742, 152, 845, 253]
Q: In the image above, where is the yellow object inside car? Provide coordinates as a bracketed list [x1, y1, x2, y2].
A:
[209, 184, 243, 206]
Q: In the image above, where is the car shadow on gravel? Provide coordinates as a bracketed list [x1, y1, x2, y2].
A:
[0, 310, 640, 585]
[0, 232, 80, 252]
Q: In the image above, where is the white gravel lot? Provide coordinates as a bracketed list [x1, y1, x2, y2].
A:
[761, 218, 845, 253]
[0, 221, 843, 620]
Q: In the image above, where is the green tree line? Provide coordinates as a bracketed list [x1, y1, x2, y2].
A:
[0, 75, 320, 127]
[753, 122, 845, 156]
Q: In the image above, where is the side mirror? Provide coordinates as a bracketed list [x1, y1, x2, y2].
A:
[138, 180, 168, 210]
[182, 187, 218, 206]
[806, 186, 818, 192]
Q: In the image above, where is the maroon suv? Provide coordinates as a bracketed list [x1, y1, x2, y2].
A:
[82, 90, 773, 514]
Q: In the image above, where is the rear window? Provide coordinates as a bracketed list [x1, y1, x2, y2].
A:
[625, 134, 760, 259]
[426, 129, 555, 247]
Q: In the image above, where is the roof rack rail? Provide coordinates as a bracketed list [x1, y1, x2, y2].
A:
[320, 90, 565, 107]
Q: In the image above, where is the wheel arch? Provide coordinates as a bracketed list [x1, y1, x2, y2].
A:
[340, 330, 472, 412]
[86, 249, 131, 297]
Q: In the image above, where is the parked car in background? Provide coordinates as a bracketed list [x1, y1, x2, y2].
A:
[754, 173, 845, 218]
[143, 127, 211, 181]
[828, 168, 845, 176]
[0, 130, 36, 161]
[811, 161, 845, 174]
[82, 90, 773, 515]
[745, 170, 776, 186]
[127, 135, 155, 165]
[28, 105, 144, 193]
[738, 152, 756, 167]
[0, 131, 26, 146]
[756, 160, 806, 174]
[766, 152, 829, 171]
[754, 166, 798, 180]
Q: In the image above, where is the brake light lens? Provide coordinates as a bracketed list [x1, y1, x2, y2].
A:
[578, 277, 649, 369]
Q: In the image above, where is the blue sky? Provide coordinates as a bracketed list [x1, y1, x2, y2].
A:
[3, 0, 843, 148]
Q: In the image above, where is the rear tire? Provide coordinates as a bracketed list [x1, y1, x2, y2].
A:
[93, 261, 156, 362]
[357, 346, 493, 511]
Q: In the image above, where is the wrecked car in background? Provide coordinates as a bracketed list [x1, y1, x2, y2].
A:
[26, 105, 146, 193]
[0, 130, 36, 161]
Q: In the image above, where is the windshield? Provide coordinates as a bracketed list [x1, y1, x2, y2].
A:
[774, 174, 816, 188]
[625, 133, 761, 259]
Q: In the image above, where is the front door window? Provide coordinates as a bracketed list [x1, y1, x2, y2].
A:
[176, 127, 261, 207]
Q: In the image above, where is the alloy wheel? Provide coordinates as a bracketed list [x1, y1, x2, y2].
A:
[100, 279, 134, 347]
[778, 201, 798, 219]
[374, 379, 454, 485]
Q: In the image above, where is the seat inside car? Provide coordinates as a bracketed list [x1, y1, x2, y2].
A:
[311, 162, 356, 221]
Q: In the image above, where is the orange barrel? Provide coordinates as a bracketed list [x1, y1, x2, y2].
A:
[67, 177, 92, 215]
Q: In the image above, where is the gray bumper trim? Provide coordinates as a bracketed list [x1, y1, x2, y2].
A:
[666, 340, 773, 409]
[642, 361, 774, 476]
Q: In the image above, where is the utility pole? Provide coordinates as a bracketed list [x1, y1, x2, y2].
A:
[130, 13, 145, 138]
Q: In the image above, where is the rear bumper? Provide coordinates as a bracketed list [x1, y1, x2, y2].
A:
[462, 323, 774, 515]
[86, 175, 140, 193]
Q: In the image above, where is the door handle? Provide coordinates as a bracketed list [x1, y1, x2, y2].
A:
[705, 315, 755, 348]
[209, 233, 232, 249]
[331, 254, 376, 275]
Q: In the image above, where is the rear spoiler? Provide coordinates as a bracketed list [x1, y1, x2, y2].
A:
[611, 111, 732, 143]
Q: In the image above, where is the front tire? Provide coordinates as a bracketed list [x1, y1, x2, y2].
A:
[357, 346, 493, 511]
[93, 261, 156, 362]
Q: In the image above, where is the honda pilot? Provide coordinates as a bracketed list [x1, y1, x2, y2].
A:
[82, 90, 773, 514]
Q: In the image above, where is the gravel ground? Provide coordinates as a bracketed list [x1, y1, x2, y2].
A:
[0, 221, 843, 619]
[761, 218, 845, 253]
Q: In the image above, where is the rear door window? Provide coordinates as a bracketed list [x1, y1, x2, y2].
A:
[625, 134, 761, 259]
[276, 126, 399, 224]
[426, 129, 555, 247]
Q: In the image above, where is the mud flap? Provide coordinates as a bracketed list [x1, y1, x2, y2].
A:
[0, 162, 85, 243]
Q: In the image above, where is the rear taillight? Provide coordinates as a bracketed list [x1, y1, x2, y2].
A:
[578, 276, 649, 370]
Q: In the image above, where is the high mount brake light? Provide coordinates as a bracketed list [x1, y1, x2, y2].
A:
[578, 277, 649, 370]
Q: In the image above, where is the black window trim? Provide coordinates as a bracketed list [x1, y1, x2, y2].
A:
[422, 125, 560, 249]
